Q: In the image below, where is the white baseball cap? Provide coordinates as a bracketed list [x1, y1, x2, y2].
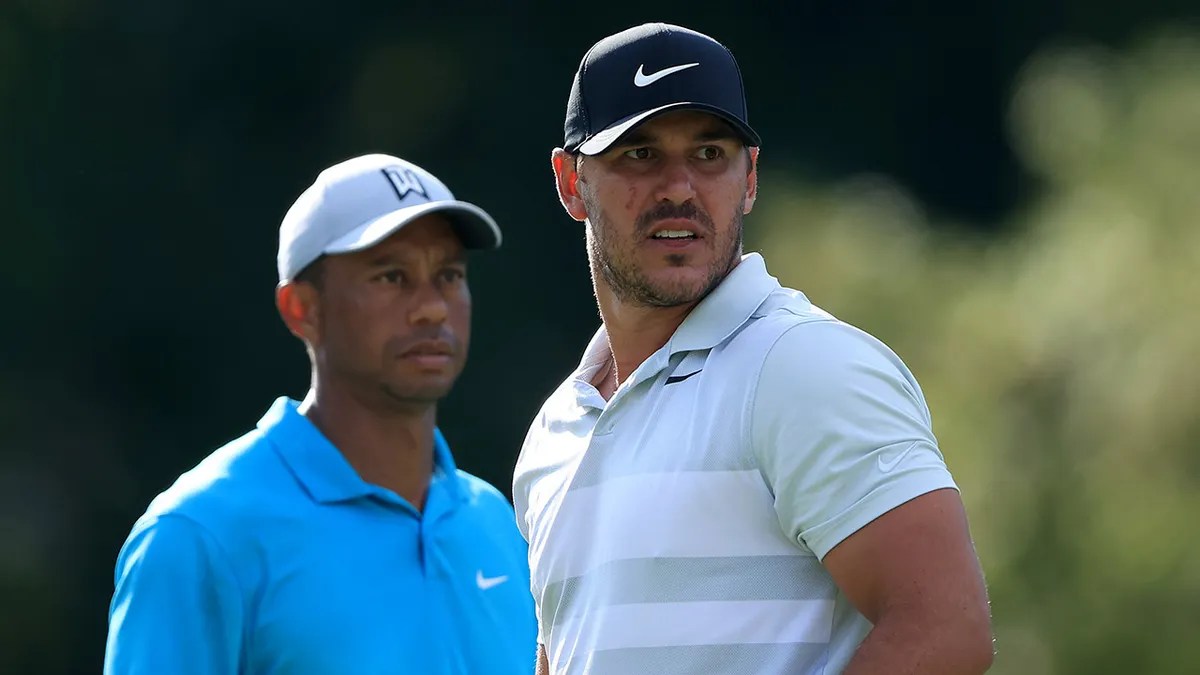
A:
[277, 153, 502, 282]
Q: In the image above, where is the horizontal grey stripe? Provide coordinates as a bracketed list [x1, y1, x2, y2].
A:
[569, 449, 760, 491]
[545, 555, 836, 627]
[568, 423, 758, 492]
[584, 642, 831, 674]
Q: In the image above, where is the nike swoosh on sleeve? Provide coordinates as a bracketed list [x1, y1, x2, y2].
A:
[876, 442, 920, 472]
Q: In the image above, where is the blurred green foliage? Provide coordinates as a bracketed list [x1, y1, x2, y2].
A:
[754, 30, 1200, 674]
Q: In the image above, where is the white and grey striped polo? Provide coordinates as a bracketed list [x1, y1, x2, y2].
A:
[513, 253, 958, 674]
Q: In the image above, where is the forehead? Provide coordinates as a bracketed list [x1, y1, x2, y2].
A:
[619, 110, 741, 144]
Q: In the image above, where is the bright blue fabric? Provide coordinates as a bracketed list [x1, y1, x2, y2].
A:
[105, 397, 536, 674]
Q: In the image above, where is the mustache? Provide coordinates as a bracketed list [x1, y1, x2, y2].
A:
[635, 201, 715, 236]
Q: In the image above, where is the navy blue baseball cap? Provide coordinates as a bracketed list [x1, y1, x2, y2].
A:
[563, 23, 762, 156]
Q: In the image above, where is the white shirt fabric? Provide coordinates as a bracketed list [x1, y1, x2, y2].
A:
[513, 253, 958, 674]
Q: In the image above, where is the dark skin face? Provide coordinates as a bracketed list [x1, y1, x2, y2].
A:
[277, 215, 471, 412]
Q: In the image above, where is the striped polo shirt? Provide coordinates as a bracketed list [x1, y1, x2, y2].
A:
[513, 253, 958, 674]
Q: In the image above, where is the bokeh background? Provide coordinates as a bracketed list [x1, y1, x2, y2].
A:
[3, 1, 1198, 673]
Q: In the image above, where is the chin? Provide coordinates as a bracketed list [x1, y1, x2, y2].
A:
[383, 376, 458, 405]
[651, 269, 710, 295]
[640, 283, 708, 307]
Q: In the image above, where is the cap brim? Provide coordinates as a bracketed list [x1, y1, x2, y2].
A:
[577, 102, 762, 156]
[323, 200, 502, 255]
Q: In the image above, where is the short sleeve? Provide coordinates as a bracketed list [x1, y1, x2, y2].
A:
[513, 413, 549, 644]
[750, 320, 958, 560]
[512, 414, 544, 545]
[104, 515, 244, 675]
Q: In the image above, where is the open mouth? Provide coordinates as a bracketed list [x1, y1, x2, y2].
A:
[651, 230, 697, 240]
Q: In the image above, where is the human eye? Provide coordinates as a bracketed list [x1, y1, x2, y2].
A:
[439, 266, 466, 284]
[622, 147, 654, 160]
[375, 268, 406, 285]
[694, 145, 726, 161]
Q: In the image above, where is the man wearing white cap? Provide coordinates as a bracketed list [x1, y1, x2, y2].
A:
[104, 154, 536, 674]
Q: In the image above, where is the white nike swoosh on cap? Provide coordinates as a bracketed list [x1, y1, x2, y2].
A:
[476, 570, 509, 590]
[634, 62, 700, 87]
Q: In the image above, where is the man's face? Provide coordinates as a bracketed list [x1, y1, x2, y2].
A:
[302, 215, 471, 408]
[569, 110, 758, 307]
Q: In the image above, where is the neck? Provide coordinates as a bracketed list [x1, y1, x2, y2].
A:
[298, 380, 438, 510]
[593, 283, 697, 397]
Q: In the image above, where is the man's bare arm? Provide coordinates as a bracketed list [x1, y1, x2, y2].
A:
[824, 488, 994, 674]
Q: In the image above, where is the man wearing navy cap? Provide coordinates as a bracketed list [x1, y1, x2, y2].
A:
[514, 23, 994, 674]
[104, 154, 537, 674]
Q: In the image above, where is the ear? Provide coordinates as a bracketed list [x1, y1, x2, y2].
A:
[743, 146, 760, 215]
[276, 281, 321, 347]
[551, 148, 588, 222]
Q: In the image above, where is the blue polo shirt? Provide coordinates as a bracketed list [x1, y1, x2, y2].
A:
[105, 397, 536, 675]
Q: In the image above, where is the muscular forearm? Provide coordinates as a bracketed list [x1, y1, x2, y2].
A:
[842, 613, 994, 675]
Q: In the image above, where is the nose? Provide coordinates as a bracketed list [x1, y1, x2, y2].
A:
[654, 156, 697, 205]
[408, 281, 449, 326]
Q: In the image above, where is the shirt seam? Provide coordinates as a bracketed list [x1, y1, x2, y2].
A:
[745, 317, 838, 479]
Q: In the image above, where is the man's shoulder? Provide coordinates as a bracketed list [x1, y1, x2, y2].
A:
[138, 425, 289, 535]
[749, 285, 840, 331]
[743, 287, 898, 361]
[744, 296, 927, 422]
[714, 286, 918, 402]
[713, 286, 841, 367]
[454, 469, 516, 513]
[451, 470, 527, 550]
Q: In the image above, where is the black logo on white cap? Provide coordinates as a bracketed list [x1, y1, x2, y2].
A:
[383, 167, 427, 201]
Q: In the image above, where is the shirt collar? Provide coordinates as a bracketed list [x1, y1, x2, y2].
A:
[258, 397, 463, 507]
[567, 253, 780, 396]
[666, 252, 780, 354]
[572, 324, 615, 384]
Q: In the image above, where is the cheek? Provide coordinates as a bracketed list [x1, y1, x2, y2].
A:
[588, 177, 645, 221]
[331, 294, 393, 350]
[450, 294, 472, 343]
[624, 182, 640, 213]
[701, 180, 749, 222]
